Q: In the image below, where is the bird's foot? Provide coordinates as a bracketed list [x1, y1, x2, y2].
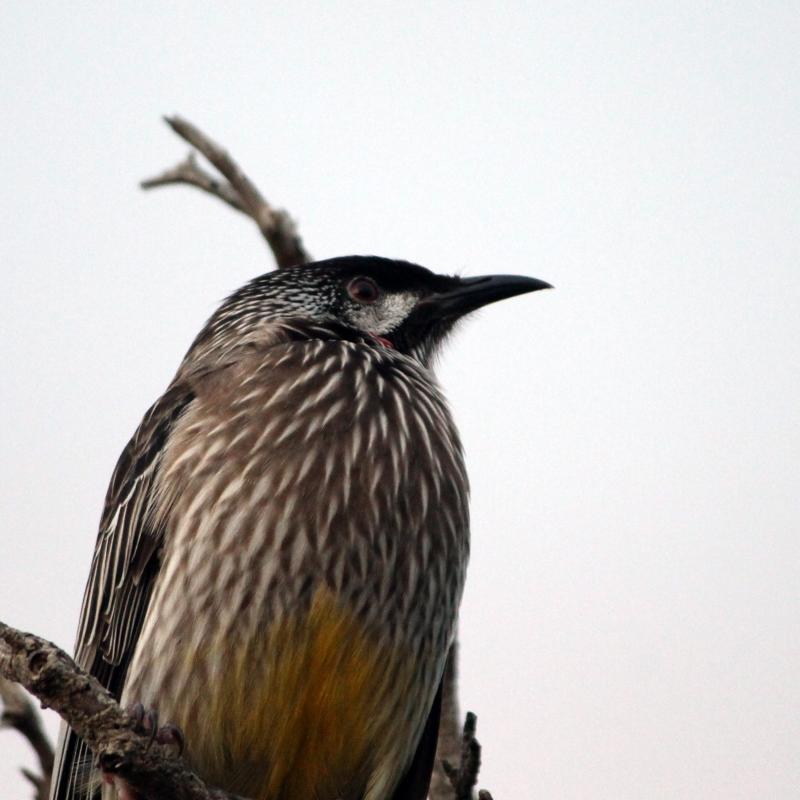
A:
[99, 705, 186, 798]
[125, 702, 186, 756]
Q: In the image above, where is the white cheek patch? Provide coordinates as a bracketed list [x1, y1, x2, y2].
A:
[346, 291, 419, 335]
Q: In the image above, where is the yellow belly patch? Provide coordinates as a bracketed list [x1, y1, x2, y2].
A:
[178, 588, 414, 800]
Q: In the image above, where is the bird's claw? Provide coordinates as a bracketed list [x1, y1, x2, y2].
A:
[155, 723, 185, 756]
[124, 703, 184, 755]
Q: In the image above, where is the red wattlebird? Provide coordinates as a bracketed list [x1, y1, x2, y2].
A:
[51, 256, 550, 800]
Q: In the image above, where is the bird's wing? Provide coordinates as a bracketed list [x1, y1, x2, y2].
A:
[389, 677, 444, 800]
[50, 384, 195, 800]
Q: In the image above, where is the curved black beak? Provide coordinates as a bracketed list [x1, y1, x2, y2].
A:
[426, 274, 552, 319]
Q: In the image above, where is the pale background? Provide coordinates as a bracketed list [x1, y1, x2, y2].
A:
[1, 2, 798, 798]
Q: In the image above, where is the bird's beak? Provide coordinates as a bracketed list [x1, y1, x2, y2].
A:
[424, 274, 552, 319]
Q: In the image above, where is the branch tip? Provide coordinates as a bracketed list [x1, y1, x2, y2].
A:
[143, 115, 309, 268]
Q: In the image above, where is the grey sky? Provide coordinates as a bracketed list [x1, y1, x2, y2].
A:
[1, 2, 799, 797]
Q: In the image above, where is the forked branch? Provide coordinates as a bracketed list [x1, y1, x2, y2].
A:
[141, 116, 310, 269]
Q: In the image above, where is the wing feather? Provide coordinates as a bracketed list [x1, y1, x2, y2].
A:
[389, 678, 444, 800]
[50, 384, 194, 800]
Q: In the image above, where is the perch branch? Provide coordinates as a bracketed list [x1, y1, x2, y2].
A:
[141, 116, 310, 269]
[0, 621, 246, 800]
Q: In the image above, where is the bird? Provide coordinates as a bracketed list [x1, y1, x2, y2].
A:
[50, 255, 550, 800]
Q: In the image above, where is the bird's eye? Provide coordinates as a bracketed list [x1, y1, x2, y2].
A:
[347, 277, 380, 304]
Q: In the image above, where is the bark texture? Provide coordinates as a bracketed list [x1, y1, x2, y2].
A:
[0, 622, 245, 800]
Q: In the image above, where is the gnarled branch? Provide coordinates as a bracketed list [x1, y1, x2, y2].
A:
[0, 621, 245, 800]
[2, 621, 492, 800]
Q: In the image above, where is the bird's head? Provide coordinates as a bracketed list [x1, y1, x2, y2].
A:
[193, 255, 551, 367]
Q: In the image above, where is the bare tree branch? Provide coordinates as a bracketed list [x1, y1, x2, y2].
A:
[442, 712, 485, 800]
[0, 621, 246, 800]
[141, 116, 310, 269]
[1, 677, 54, 800]
[142, 152, 248, 215]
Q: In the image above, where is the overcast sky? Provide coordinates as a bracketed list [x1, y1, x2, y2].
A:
[1, 3, 799, 798]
